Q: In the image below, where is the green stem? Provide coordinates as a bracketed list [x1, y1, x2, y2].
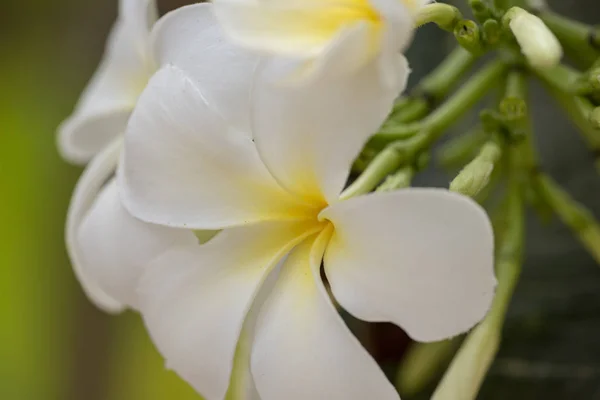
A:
[374, 61, 508, 146]
[396, 338, 462, 397]
[341, 135, 430, 199]
[532, 63, 585, 94]
[389, 100, 430, 125]
[542, 85, 600, 173]
[494, 0, 510, 13]
[538, 11, 600, 68]
[418, 48, 477, 102]
[534, 175, 600, 265]
[438, 128, 488, 169]
[376, 166, 415, 192]
[340, 147, 409, 200]
[389, 48, 476, 124]
[431, 155, 524, 400]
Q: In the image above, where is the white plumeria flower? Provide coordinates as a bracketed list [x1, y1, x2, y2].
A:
[212, 0, 431, 86]
[60, 0, 258, 312]
[120, 51, 497, 399]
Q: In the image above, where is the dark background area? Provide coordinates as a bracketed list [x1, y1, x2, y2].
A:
[0, 0, 598, 399]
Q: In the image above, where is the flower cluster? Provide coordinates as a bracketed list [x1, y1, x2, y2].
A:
[58, 0, 498, 399]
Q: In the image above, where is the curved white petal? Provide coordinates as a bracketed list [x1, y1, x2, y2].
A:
[251, 227, 399, 400]
[120, 0, 158, 37]
[77, 179, 196, 310]
[65, 138, 123, 312]
[121, 65, 313, 230]
[58, 0, 157, 164]
[150, 3, 259, 134]
[138, 220, 321, 400]
[213, 0, 371, 57]
[321, 189, 496, 342]
[251, 55, 408, 204]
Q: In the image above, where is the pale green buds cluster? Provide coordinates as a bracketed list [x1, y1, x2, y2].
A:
[450, 142, 501, 197]
[504, 7, 563, 69]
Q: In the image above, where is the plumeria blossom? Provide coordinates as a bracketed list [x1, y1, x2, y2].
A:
[120, 50, 497, 399]
[58, 0, 258, 312]
[213, 0, 432, 86]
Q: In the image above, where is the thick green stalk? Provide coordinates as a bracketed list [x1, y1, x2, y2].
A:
[340, 136, 428, 199]
[494, 0, 510, 13]
[432, 149, 525, 400]
[396, 338, 462, 397]
[374, 61, 508, 146]
[543, 85, 600, 173]
[532, 63, 585, 94]
[538, 11, 600, 68]
[438, 128, 488, 169]
[390, 48, 476, 124]
[534, 175, 600, 265]
[418, 48, 477, 103]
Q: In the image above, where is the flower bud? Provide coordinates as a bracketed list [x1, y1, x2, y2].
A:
[450, 142, 501, 197]
[504, 7, 562, 69]
[377, 167, 414, 192]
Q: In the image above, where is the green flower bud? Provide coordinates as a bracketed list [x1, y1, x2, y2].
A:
[450, 142, 501, 197]
[454, 20, 484, 55]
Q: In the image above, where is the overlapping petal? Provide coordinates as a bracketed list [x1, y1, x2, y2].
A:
[212, 0, 379, 57]
[251, 54, 407, 204]
[65, 138, 124, 312]
[58, 0, 157, 164]
[150, 3, 259, 133]
[321, 189, 496, 342]
[137, 220, 322, 400]
[121, 65, 314, 230]
[251, 226, 399, 400]
[78, 179, 196, 309]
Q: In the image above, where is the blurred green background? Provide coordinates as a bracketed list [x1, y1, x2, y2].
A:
[0, 0, 200, 399]
[1, 0, 600, 399]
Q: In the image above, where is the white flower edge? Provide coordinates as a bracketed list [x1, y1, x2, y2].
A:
[58, 0, 157, 164]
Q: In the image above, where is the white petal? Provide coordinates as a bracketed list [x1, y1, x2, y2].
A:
[213, 0, 361, 57]
[251, 227, 399, 400]
[252, 55, 408, 204]
[58, 0, 157, 164]
[280, 22, 382, 85]
[78, 179, 196, 309]
[119, 0, 158, 36]
[138, 220, 321, 400]
[150, 3, 259, 134]
[321, 189, 496, 342]
[121, 65, 313, 230]
[65, 138, 123, 312]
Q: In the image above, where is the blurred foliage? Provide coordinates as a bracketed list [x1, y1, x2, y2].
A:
[0, 0, 200, 399]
